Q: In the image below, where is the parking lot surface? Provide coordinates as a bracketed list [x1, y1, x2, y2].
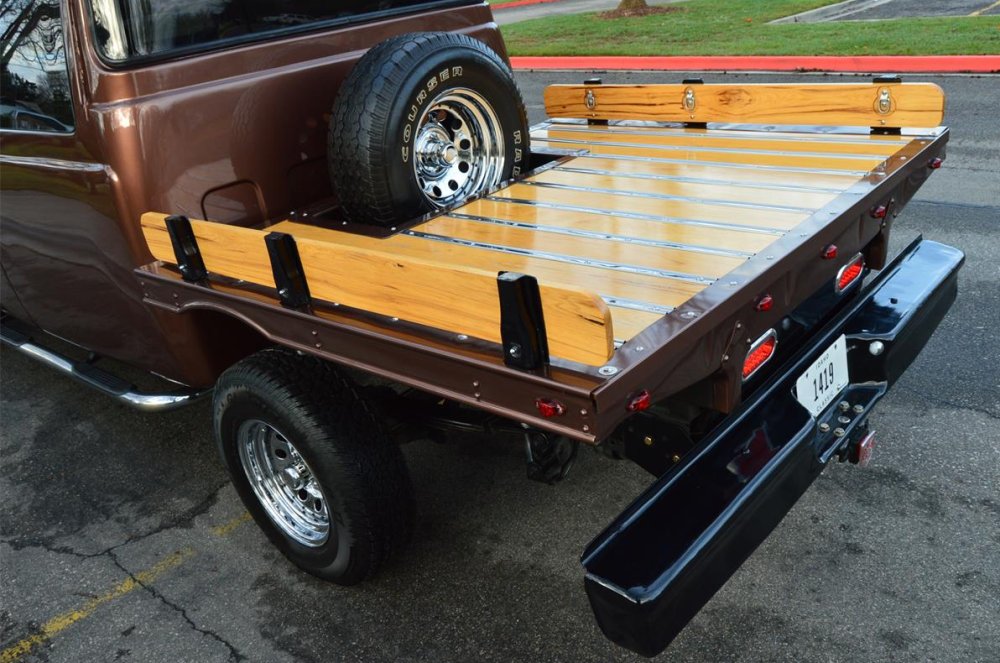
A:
[774, 0, 1000, 23]
[2, 73, 998, 663]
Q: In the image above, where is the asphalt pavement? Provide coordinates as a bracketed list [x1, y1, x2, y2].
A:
[2, 72, 999, 663]
[775, 0, 1000, 23]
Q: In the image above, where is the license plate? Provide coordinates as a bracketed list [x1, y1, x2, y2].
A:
[795, 335, 850, 417]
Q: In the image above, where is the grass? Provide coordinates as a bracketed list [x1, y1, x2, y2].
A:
[501, 0, 1000, 55]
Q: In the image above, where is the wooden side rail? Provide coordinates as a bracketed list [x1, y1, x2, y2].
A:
[544, 82, 945, 128]
[141, 213, 615, 366]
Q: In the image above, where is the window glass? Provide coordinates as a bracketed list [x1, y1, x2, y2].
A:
[1, 0, 74, 132]
[89, 0, 451, 62]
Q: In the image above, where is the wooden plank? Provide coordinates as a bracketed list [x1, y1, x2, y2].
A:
[140, 213, 615, 366]
[551, 155, 862, 191]
[491, 183, 807, 230]
[544, 83, 946, 128]
[531, 137, 885, 172]
[532, 168, 838, 211]
[535, 125, 903, 156]
[421, 215, 747, 279]
[266, 220, 705, 317]
[458, 197, 779, 254]
[610, 309, 662, 341]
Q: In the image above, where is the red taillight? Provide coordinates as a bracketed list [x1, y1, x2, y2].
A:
[754, 294, 774, 312]
[535, 398, 565, 418]
[626, 390, 652, 412]
[928, 156, 944, 169]
[870, 205, 889, 219]
[836, 254, 865, 293]
[743, 330, 777, 380]
[821, 244, 838, 260]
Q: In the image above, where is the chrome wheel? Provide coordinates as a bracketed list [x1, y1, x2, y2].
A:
[237, 419, 330, 547]
[413, 87, 506, 208]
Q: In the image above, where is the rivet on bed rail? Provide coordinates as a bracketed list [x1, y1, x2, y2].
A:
[264, 232, 312, 312]
[497, 272, 549, 371]
[164, 215, 208, 284]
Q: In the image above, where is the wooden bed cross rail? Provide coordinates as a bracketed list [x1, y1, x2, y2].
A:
[544, 82, 946, 129]
[141, 213, 615, 366]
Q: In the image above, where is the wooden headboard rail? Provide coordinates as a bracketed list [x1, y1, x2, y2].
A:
[544, 82, 946, 129]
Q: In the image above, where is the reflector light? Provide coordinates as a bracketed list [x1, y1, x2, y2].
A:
[535, 398, 566, 418]
[821, 245, 838, 260]
[743, 330, 777, 380]
[835, 254, 865, 293]
[754, 294, 774, 312]
[851, 430, 877, 467]
[928, 156, 944, 169]
[626, 390, 652, 412]
[870, 205, 889, 219]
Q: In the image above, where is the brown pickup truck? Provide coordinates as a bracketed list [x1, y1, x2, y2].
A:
[1, 0, 964, 657]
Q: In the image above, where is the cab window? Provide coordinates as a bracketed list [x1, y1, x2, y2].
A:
[89, 0, 466, 62]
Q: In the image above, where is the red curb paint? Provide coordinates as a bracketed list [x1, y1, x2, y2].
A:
[509, 55, 1000, 73]
[493, 0, 561, 10]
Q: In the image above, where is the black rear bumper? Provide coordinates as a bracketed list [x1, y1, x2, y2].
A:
[582, 238, 965, 657]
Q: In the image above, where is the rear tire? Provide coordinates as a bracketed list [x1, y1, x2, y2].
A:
[213, 348, 414, 584]
[328, 32, 530, 226]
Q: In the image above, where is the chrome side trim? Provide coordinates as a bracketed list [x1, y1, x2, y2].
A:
[519, 179, 815, 214]
[403, 230, 716, 285]
[445, 212, 754, 258]
[534, 135, 882, 161]
[536, 121, 909, 148]
[483, 195, 786, 236]
[530, 140, 870, 178]
[552, 165, 845, 194]
[1, 323, 207, 412]
[601, 296, 674, 315]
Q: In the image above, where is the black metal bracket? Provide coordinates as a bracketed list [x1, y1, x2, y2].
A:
[497, 272, 549, 370]
[164, 215, 208, 283]
[584, 77, 608, 126]
[265, 232, 312, 311]
[682, 78, 707, 129]
[873, 74, 902, 84]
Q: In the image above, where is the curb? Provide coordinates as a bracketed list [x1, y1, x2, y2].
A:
[509, 55, 1000, 73]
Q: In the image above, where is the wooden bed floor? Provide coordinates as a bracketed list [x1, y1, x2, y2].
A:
[272, 121, 915, 344]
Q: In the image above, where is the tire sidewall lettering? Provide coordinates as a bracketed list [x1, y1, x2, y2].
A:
[401, 66, 465, 164]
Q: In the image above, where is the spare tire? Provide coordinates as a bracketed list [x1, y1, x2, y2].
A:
[328, 32, 530, 226]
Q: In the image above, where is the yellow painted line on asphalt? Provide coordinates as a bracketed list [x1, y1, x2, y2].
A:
[969, 1, 1000, 16]
[0, 548, 195, 663]
[210, 512, 252, 537]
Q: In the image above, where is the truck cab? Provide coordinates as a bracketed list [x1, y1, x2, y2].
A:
[1, 0, 504, 386]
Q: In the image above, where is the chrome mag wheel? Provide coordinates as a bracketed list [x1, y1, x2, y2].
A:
[237, 419, 330, 547]
[412, 87, 506, 208]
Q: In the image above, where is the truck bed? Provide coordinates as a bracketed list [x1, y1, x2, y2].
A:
[142, 123, 930, 348]
[137, 81, 948, 441]
[278, 120, 916, 342]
